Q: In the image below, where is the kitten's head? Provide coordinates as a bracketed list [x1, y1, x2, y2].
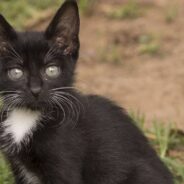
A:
[0, 1, 80, 112]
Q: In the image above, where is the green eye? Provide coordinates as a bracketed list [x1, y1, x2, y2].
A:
[45, 66, 61, 78]
[8, 68, 24, 80]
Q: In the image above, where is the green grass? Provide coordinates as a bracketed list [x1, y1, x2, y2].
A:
[131, 113, 184, 184]
[138, 33, 161, 56]
[79, 0, 97, 16]
[0, 114, 183, 184]
[165, 5, 178, 23]
[0, 153, 14, 184]
[99, 45, 122, 65]
[153, 126, 184, 184]
[109, 0, 143, 20]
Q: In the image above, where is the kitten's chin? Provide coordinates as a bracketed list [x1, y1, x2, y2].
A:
[26, 104, 42, 111]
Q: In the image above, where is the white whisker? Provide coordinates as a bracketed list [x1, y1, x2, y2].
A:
[50, 87, 75, 91]
[51, 96, 66, 125]
[6, 43, 23, 64]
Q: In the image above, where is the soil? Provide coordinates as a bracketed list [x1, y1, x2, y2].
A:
[78, 0, 184, 130]
[35, 0, 184, 130]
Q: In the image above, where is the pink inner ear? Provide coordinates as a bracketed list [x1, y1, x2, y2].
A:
[45, 1, 79, 43]
[55, 37, 78, 56]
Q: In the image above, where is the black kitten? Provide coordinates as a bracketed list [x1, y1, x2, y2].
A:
[0, 1, 173, 184]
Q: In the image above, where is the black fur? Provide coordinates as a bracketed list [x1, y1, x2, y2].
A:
[0, 1, 173, 184]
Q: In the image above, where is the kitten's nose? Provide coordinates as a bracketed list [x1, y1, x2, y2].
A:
[30, 86, 41, 97]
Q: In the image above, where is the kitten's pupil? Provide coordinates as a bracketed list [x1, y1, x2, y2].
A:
[45, 66, 61, 78]
[8, 68, 24, 80]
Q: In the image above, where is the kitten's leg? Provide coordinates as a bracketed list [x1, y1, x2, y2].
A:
[126, 163, 173, 184]
[9, 160, 28, 184]
[12, 170, 27, 184]
[83, 161, 173, 184]
[38, 160, 83, 184]
[14, 177, 26, 184]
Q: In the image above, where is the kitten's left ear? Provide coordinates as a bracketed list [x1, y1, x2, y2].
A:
[0, 15, 17, 54]
[0, 15, 17, 43]
[45, 0, 80, 55]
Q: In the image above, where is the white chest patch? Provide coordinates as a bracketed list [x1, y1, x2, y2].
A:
[3, 108, 41, 144]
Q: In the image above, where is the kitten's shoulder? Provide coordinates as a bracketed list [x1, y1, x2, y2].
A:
[81, 94, 146, 139]
[82, 94, 132, 125]
[85, 94, 126, 114]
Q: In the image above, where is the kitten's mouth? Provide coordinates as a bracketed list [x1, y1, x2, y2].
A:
[26, 103, 42, 111]
[20, 98, 49, 111]
[19, 95, 50, 111]
[25, 102, 49, 111]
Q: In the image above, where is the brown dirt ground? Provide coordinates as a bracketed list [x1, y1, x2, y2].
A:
[35, 0, 184, 130]
[77, 0, 184, 130]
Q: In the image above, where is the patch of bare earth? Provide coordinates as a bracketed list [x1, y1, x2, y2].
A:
[76, 0, 184, 130]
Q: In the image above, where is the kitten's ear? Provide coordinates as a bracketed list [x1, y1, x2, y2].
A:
[0, 15, 17, 44]
[45, 0, 80, 55]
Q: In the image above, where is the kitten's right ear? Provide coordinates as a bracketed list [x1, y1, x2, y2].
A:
[45, 0, 80, 56]
[0, 15, 17, 47]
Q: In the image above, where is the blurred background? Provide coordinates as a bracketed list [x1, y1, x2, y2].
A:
[0, 0, 184, 183]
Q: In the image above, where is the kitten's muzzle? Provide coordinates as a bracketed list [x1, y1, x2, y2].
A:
[30, 86, 41, 97]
